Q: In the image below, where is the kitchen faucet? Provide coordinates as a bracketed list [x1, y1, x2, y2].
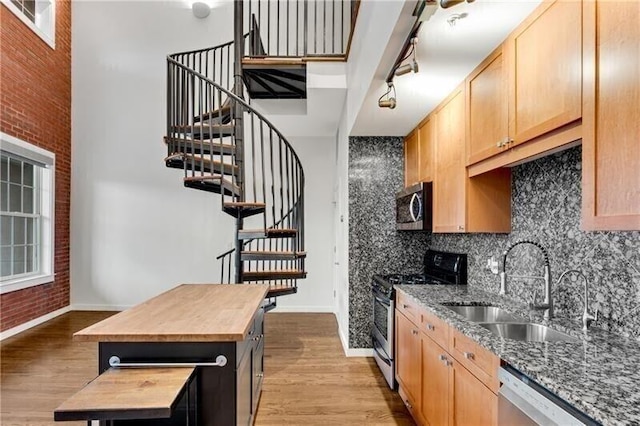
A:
[499, 240, 553, 319]
[558, 269, 598, 331]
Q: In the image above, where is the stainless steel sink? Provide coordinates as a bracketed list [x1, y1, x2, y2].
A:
[444, 305, 520, 323]
[478, 322, 578, 343]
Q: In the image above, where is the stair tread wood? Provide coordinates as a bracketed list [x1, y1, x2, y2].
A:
[243, 269, 306, 280]
[54, 367, 194, 421]
[194, 104, 232, 123]
[164, 137, 235, 156]
[241, 251, 306, 255]
[224, 202, 266, 207]
[166, 153, 239, 176]
[242, 58, 306, 66]
[266, 284, 298, 297]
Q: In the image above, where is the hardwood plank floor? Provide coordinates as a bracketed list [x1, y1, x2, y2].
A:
[256, 313, 414, 425]
[1, 311, 414, 425]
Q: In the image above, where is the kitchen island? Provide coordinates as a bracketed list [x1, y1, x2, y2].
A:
[57, 284, 269, 425]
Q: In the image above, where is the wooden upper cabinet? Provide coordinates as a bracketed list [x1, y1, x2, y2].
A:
[507, 0, 582, 145]
[404, 130, 419, 187]
[582, 0, 640, 230]
[434, 85, 511, 234]
[418, 116, 435, 182]
[434, 86, 467, 233]
[466, 45, 509, 165]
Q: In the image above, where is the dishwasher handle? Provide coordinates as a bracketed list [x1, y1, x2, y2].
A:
[498, 367, 590, 426]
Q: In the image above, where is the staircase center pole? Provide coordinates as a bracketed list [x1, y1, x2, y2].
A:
[233, 0, 245, 284]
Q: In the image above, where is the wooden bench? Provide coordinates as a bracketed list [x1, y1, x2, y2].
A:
[54, 367, 195, 423]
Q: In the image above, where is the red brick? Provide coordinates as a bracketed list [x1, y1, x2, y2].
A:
[0, 1, 71, 331]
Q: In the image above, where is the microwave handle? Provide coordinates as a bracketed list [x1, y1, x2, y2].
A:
[409, 193, 422, 223]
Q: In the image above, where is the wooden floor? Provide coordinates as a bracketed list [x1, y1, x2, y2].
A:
[1, 311, 414, 425]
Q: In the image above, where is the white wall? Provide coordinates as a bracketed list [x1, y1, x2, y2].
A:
[333, 0, 412, 354]
[71, 1, 336, 311]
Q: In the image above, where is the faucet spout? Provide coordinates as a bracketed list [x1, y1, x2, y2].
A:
[501, 240, 552, 319]
[558, 269, 598, 331]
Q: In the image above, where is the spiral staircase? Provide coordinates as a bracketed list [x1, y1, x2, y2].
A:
[164, 1, 357, 307]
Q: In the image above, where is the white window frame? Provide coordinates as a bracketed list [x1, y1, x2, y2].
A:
[0, 132, 55, 294]
[1, 0, 56, 49]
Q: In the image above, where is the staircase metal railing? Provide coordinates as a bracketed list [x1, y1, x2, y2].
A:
[166, 59, 305, 290]
[244, 0, 359, 58]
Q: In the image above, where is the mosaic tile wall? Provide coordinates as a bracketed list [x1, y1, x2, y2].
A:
[348, 139, 640, 348]
[348, 136, 431, 348]
[431, 146, 640, 338]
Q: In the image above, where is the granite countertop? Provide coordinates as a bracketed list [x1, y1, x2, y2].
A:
[395, 284, 640, 426]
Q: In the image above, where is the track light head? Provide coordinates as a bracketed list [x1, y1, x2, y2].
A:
[394, 59, 419, 77]
[378, 97, 397, 109]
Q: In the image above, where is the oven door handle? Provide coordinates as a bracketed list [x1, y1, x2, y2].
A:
[373, 293, 391, 307]
[372, 339, 391, 366]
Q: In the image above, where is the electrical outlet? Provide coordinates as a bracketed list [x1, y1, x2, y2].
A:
[487, 256, 499, 275]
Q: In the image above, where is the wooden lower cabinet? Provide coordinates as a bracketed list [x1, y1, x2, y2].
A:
[396, 310, 422, 406]
[396, 305, 498, 426]
[421, 335, 450, 426]
[450, 357, 498, 426]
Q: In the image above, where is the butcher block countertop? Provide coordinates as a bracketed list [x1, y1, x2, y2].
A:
[74, 284, 269, 342]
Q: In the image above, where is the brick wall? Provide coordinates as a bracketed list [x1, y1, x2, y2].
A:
[0, 1, 71, 331]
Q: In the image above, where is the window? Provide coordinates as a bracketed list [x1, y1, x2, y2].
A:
[1, 0, 55, 49]
[0, 132, 54, 294]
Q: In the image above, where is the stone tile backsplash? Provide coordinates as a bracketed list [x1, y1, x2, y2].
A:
[348, 138, 640, 348]
[431, 147, 640, 338]
[348, 136, 430, 348]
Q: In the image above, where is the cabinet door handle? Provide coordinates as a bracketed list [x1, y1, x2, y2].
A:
[403, 304, 410, 309]
[463, 352, 475, 360]
[439, 354, 452, 366]
[458, 225, 464, 231]
[412, 329, 419, 335]
[256, 373, 264, 378]
[426, 323, 435, 331]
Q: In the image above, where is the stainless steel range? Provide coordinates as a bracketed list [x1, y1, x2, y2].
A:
[371, 249, 468, 389]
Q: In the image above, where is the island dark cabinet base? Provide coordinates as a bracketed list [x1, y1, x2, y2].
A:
[95, 308, 265, 426]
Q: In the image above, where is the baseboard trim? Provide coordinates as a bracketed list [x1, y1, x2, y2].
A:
[71, 304, 129, 311]
[0, 305, 71, 341]
[338, 322, 372, 357]
[270, 305, 333, 313]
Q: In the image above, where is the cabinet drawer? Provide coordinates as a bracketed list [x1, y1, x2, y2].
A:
[421, 310, 449, 351]
[397, 292, 421, 324]
[449, 329, 499, 393]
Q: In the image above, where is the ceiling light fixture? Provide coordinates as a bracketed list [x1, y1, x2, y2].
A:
[192, 1, 211, 18]
[378, 82, 397, 109]
[447, 12, 468, 27]
[394, 38, 419, 77]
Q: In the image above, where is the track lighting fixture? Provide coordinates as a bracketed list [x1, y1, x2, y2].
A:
[440, 0, 475, 9]
[378, 82, 397, 109]
[393, 38, 419, 78]
[395, 59, 419, 77]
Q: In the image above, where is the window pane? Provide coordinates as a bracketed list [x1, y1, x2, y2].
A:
[23, 187, 34, 213]
[24, 0, 36, 22]
[14, 217, 26, 245]
[23, 163, 34, 187]
[13, 246, 26, 274]
[0, 156, 7, 182]
[1, 245, 12, 276]
[9, 158, 21, 184]
[26, 245, 35, 272]
[26, 217, 35, 244]
[1, 216, 11, 246]
[9, 184, 21, 212]
[1, 182, 7, 211]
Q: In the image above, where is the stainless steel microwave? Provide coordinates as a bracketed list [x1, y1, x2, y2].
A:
[396, 182, 433, 231]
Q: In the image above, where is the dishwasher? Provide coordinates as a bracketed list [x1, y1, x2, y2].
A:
[498, 365, 601, 426]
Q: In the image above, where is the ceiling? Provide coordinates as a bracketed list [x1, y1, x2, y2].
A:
[351, 0, 542, 136]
